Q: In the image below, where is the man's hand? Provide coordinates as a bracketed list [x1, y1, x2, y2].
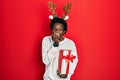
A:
[51, 33, 60, 44]
[57, 70, 67, 78]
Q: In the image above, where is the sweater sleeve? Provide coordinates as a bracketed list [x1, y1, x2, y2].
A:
[42, 36, 59, 65]
[68, 41, 78, 78]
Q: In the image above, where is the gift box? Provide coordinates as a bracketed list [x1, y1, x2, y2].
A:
[58, 49, 76, 75]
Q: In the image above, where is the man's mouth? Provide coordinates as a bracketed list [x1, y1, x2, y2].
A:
[55, 33, 60, 36]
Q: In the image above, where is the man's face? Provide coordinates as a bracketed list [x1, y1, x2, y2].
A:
[52, 23, 65, 37]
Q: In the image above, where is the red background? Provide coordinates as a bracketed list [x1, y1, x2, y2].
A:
[0, 0, 120, 80]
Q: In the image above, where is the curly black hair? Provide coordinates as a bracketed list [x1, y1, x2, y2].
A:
[50, 17, 67, 33]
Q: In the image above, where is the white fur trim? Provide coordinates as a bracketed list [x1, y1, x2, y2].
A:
[49, 15, 53, 19]
[64, 16, 69, 20]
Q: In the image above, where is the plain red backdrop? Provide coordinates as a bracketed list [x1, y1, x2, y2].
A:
[0, 0, 120, 80]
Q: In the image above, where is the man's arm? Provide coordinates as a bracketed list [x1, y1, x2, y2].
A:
[42, 37, 59, 65]
[68, 41, 78, 78]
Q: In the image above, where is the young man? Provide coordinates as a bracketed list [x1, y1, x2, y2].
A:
[42, 2, 78, 80]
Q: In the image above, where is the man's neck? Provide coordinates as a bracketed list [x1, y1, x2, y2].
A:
[59, 37, 64, 42]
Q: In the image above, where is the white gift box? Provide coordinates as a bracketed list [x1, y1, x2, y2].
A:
[58, 49, 76, 75]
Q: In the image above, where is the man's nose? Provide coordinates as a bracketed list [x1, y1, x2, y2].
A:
[55, 30, 60, 33]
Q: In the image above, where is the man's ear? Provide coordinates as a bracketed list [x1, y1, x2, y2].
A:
[63, 31, 66, 34]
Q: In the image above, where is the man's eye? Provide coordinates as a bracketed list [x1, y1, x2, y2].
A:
[59, 29, 63, 31]
[53, 29, 63, 31]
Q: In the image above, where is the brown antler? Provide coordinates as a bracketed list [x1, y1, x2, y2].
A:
[48, 1, 57, 17]
[62, 2, 72, 19]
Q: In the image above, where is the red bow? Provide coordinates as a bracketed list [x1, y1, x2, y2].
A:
[62, 51, 76, 63]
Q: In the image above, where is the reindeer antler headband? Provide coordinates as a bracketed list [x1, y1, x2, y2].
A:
[48, 1, 72, 20]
